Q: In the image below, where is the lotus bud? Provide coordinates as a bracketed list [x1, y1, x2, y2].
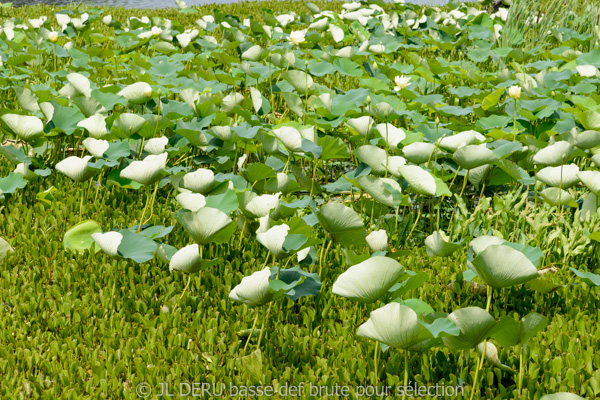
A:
[144, 86, 153, 98]
[48, 31, 58, 42]
[366, 230, 389, 252]
[373, 62, 378, 70]
[64, 41, 73, 50]
[508, 85, 521, 100]
[435, 117, 440, 125]
[102, 15, 112, 25]
[366, 95, 371, 104]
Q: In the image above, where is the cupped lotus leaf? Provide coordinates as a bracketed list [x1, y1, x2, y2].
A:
[0, 237, 14, 260]
[492, 312, 549, 347]
[182, 168, 215, 194]
[470, 235, 505, 256]
[532, 141, 573, 166]
[570, 267, 600, 287]
[257, 224, 290, 258]
[452, 144, 499, 170]
[66, 73, 92, 97]
[56, 155, 95, 182]
[144, 136, 169, 155]
[91, 231, 123, 257]
[537, 164, 580, 188]
[425, 230, 461, 257]
[366, 229, 388, 252]
[82, 137, 109, 158]
[221, 93, 244, 114]
[592, 154, 600, 168]
[442, 307, 497, 350]
[329, 24, 344, 42]
[264, 172, 298, 194]
[272, 126, 303, 153]
[118, 82, 153, 104]
[574, 130, 600, 149]
[176, 192, 206, 212]
[356, 175, 401, 208]
[241, 45, 263, 61]
[112, 113, 147, 138]
[64, 220, 102, 253]
[346, 116, 374, 137]
[398, 165, 436, 196]
[210, 125, 233, 141]
[283, 70, 314, 93]
[316, 202, 366, 246]
[470, 244, 539, 288]
[120, 153, 167, 185]
[468, 164, 492, 185]
[332, 256, 405, 303]
[384, 156, 407, 178]
[577, 170, 600, 195]
[354, 145, 387, 175]
[1, 114, 44, 142]
[437, 130, 485, 152]
[229, 267, 273, 307]
[175, 207, 236, 245]
[169, 243, 202, 273]
[245, 193, 281, 219]
[116, 230, 158, 263]
[540, 394, 585, 400]
[357, 303, 433, 350]
[14, 163, 37, 180]
[402, 142, 442, 164]
[539, 188, 577, 207]
[375, 123, 405, 148]
[477, 342, 515, 373]
[581, 192, 600, 221]
[77, 113, 108, 139]
[15, 87, 40, 113]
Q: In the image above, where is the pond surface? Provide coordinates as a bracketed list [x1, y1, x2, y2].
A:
[11, 0, 458, 9]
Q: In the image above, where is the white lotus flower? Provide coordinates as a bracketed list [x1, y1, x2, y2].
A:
[256, 224, 290, 258]
[56, 155, 95, 182]
[1, 114, 44, 142]
[144, 136, 169, 155]
[176, 192, 206, 212]
[376, 123, 406, 148]
[246, 193, 281, 218]
[576, 65, 598, 78]
[48, 31, 58, 42]
[229, 267, 273, 306]
[366, 230, 388, 252]
[91, 232, 123, 257]
[288, 30, 306, 46]
[120, 153, 167, 185]
[508, 85, 521, 99]
[82, 137, 109, 158]
[14, 163, 37, 180]
[332, 256, 405, 303]
[394, 75, 411, 91]
[170, 244, 203, 273]
[272, 126, 303, 153]
[151, 26, 162, 36]
[77, 114, 108, 139]
[182, 168, 215, 194]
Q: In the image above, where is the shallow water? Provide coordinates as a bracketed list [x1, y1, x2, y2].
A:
[11, 0, 459, 9]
